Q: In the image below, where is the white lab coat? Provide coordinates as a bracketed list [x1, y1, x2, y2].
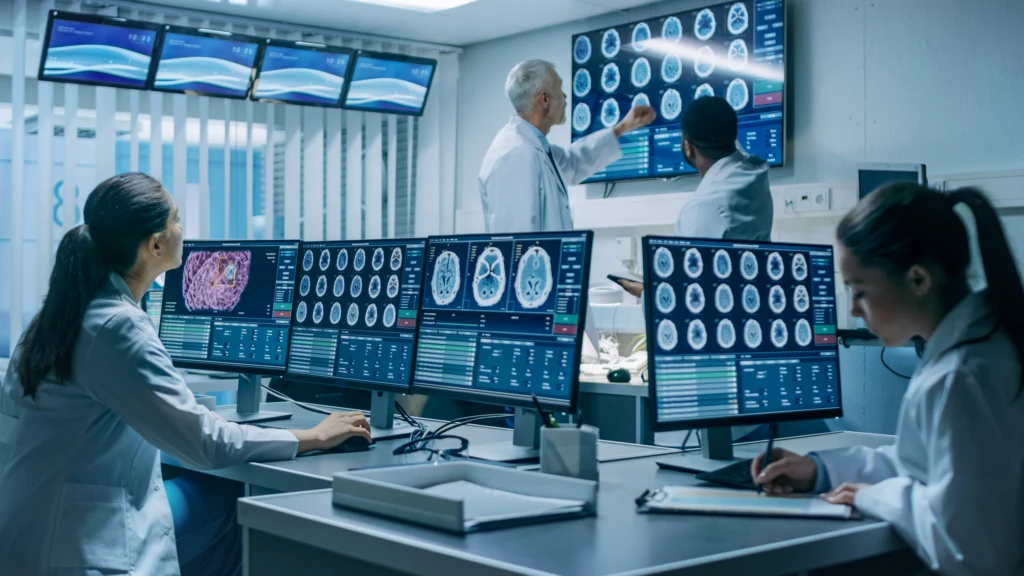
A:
[813, 291, 1024, 575]
[0, 272, 298, 575]
[674, 146, 773, 241]
[479, 115, 622, 233]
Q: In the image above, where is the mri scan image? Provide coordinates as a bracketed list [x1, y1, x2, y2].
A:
[316, 275, 328, 298]
[336, 248, 349, 271]
[574, 35, 592, 65]
[573, 68, 591, 98]
[687, 320, 708, 351]
[601, 98, 621, 129]
[744, 319, 762, 348]
[572, 103, 592, 133]
[347, 303, 359, 326]
[183, 251, 246, 314]
[472, 246, 506, 307]
[653, 246, 674, 278]
[695, 8, 716, 41]
[792, 254, 808, 281]
[372, 248, 385, 271]
[369, 275, 381, 299]
[632, 22, 651, 51]
[695, 83, 715, 99]
[312, 302, 324, 324]
[728, 39, 748, 71]
[601, 63, 620, 93]
[727, 78, 749, 111]
[716, 284, 734, 313]
[350, 275, 363, 298]
[601, 28, 620, 59]
[319, 249, 331, 271]
[793, 285, 810, 313]
[713, 250, 732, 279]
[299, 275, 311, 297]
[728, 2, 749, 35]
[354, 249, 366, 272]
[769, 285, 786, 314]
[771, 319, 789, 348]
[767, 252, 784, 280]
[431, 251, 461, 306]
[632, 93, 650, 109]
[685, 283, 706, 314]
[684, 248, 704, 278]
[742, 284, 760, 313]
[795, 319, 812, 347]
[333, 275, 345, 298]
[740, 251, 758, 280]
[694, 46, 716, 79]
[365, 304, 378, 328]
[660, 89, 682, 121]
[296, 301, 307, 323]
[383, 304, 397, 328]
[330, 302, 342, 325]
[302, 250, 314, 272]
[655, 282, 676, 314]
[515, 246, 553, 309]
[632, 57, 651, 88]
[390, 247, 403, 271]
[387, 275, 400, 299]
[662, 16, 682, 42]
[718, 319, 737, 349]
[661, 54, 682, 84]
[657, 319, 678, 351]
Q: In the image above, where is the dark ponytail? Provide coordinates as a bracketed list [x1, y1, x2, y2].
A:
[16, 172, 170, 398]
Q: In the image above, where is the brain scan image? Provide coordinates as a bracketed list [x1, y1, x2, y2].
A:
[572, 103, 592, 133]
[330, 302, 342, 325]
[354, 249, 366, 272]
[299, 275, 311, 297]
[728, 2, 749, 35]
[744, 319, 762, 348]
[767, 252, 784, 280]
[601, 29, 620, 59]
[718, 319, 737, 349]
[728, 39, 748, 71]
[432, 251, 461, 306]
[632, 93, 650, 109]
[390, 248, 403, 271]
[296, 301, 307, 323]
[771, 319, 789, 348]
[302, 250, 314, 272]
[365, 304, 378, 328]
[632, 22, 651, 51]
[312, 302, 324, 325]
[713, 250, 732, 278]
[315, 275, 328, 298]
[319, 249, 331, 271]
[727, 78, 749, 111]
[387, 275, 400, 299]
[182, 251, 251, 312]
[684, 248, 704, 278]
[687, 320, 708, 351]
[472, 246, 506, 307]
[795, 319, 812, 347]
[336, 248, 349, 271]
[601, 98, 621, 129]
[631, 58, 651, 89]
[333, 275, 345, 298]
[742, 284, 760, 314]
[694, 46, 716, 79]
[657, 319, 678, 351]
[573, 68, 591, 98]
[792, 254, 808, 281]
[660, 89, 683, 121]
[695, 8, 716, 41]
[769, 285, 786, 314]
[685, 283, 706, 314]
[653, 247, 674, 278]
[515, 246, 553, 309]
[574, 36, 592, 64]
[655, 283, 676, 314]
[793, 285, 810, 313]
[372, 248, 385, 271]
[350, 275, 363, 298]
[661, 54, 682, 83]
[368, 275, 381, 299]
[346, 303, 359, 326]
[740, 251, 758, 280]
[383, 304, 397, 328]
[601, 63, 620, 93]
[695, 83, 715, 99]
[716, 284, 734, 313]
[662, 16, 682, 42]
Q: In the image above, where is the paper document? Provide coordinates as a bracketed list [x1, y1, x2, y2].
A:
[423, 480, 586, 528]
[642, 486, 854, 519]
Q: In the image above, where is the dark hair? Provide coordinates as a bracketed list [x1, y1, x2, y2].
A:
[837, 183, 1024, 376]
[681, 96, 738, 161]
[16, 172, 171, 398]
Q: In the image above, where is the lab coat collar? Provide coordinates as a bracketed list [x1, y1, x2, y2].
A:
[105, 272, 143, 309]
[509, 114, 550, 154]
[919, 290, 996, 368]
[700, 144, 747, 186]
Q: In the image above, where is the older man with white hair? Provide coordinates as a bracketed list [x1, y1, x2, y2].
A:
[479, 59, 655, 233]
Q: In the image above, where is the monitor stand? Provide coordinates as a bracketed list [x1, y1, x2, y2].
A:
[466, 408, 541, 463]
[368, 390, 415, 441]
[660, 427, 761, 473]
[216, 374, 293, 424]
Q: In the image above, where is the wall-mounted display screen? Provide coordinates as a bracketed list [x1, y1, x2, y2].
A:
[342, 51, 437, 116]
[38, 11, 161, 89]
[152, 26, 261, 98]
[252, 41, 354, 106]
[571, 0, 786, 183]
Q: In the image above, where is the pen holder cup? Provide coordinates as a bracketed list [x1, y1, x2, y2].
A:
[540, 425, 599, 482]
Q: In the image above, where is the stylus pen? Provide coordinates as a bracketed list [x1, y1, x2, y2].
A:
[758, 431, 776, 495]
[530, 392, 557, 428]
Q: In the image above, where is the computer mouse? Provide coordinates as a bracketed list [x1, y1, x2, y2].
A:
[607, 368, 631, 383]
[323, 435, 372, 454]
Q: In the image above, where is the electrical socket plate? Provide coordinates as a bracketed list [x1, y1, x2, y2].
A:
[790, 187, 831, 213]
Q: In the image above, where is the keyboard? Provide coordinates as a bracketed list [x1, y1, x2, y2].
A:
[695, 459, 758, 491]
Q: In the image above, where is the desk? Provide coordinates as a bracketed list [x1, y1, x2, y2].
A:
[237, 432, 903, 576]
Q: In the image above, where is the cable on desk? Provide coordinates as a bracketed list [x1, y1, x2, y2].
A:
[435, 414, 510, 436]
[260, 385, 334, 416]
[880, 348, 912, 379]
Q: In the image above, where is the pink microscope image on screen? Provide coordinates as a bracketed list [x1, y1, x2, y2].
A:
[182, 250, 251, 312]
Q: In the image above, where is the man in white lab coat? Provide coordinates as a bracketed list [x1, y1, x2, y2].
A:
[479, 59, 656, 233]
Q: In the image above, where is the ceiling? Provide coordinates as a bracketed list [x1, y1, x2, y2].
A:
[135, 0, 656, 47]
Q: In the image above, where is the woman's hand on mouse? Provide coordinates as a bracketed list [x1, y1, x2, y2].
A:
[291, 411, 372, 454]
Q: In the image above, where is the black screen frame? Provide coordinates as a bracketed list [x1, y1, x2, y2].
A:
[250, 39, 355, 108]
[339, 50, 438, 117]
[149, 25, 263, 99]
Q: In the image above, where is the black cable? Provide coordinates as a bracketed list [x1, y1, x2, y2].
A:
[880, 348, 912, 379]
[681, 429, 693, 451]
[435, 414, 509, 436]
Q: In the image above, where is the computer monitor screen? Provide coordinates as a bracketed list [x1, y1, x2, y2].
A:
[411, 231, 593, 411]
[285, 239, 426, 393]
[152, 26, 260, 98]
[571, 0, 786, 183]
[142, 289, 163, 330]
[38, 11, 160, 89]
[643, 236, 842, 431]
[342, 51, 437, 116]
[857, 164, 926, 199]
[159, 240, 299, 373]
[252, 41, 353, 106]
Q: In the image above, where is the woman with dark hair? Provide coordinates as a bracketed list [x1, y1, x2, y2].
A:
[753, 183, 1024, 575]
[0, 173, 371, 575]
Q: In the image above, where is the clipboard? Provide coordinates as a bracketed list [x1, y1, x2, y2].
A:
[635, 486, 857, 520]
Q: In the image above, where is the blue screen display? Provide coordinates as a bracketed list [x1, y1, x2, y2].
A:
[254, 46, 351, 105]
[154, 32, 259, 97]
[344, 56, 435, 114]
[42, 18, 157, 87]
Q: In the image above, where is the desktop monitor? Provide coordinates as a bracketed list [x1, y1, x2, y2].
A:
[142, 289, 163, 330]
[251, 39, 354, 107]
[857, 163, 927, 199]
[151, 26, 261, 98]
[38, 10, 161, 90]
[341, 50, 437, 116]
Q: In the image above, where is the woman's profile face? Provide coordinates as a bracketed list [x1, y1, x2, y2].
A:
[162, 192, 184, 271]
[839, 244, 922, 347]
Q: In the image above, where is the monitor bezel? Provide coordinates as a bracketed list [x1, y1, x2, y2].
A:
[856, 162, 928, 198]
[339, 50, 438, 117]
[158, 239, 300, 376]
[410, 230, 594, 413]
[642, 235, 844, 432]
[149, 25, 263, 99]
[283, 237, 428, 394]
[37, 10, 164, 91]
[250, 39, 355, 108]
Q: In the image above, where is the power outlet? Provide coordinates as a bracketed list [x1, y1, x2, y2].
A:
[791, 187, 831, 213]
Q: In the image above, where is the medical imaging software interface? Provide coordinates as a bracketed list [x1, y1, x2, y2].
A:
[160, 241, 298, 371]
[286, 240, 425, 391]
[646, 237, 839, 426]
[413, 232, 590, 406]
[571, 0, 785, 183]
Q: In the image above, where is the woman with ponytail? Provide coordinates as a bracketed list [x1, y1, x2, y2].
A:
[0, 173, 371, 575]
[751, 183, 1024, 575]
